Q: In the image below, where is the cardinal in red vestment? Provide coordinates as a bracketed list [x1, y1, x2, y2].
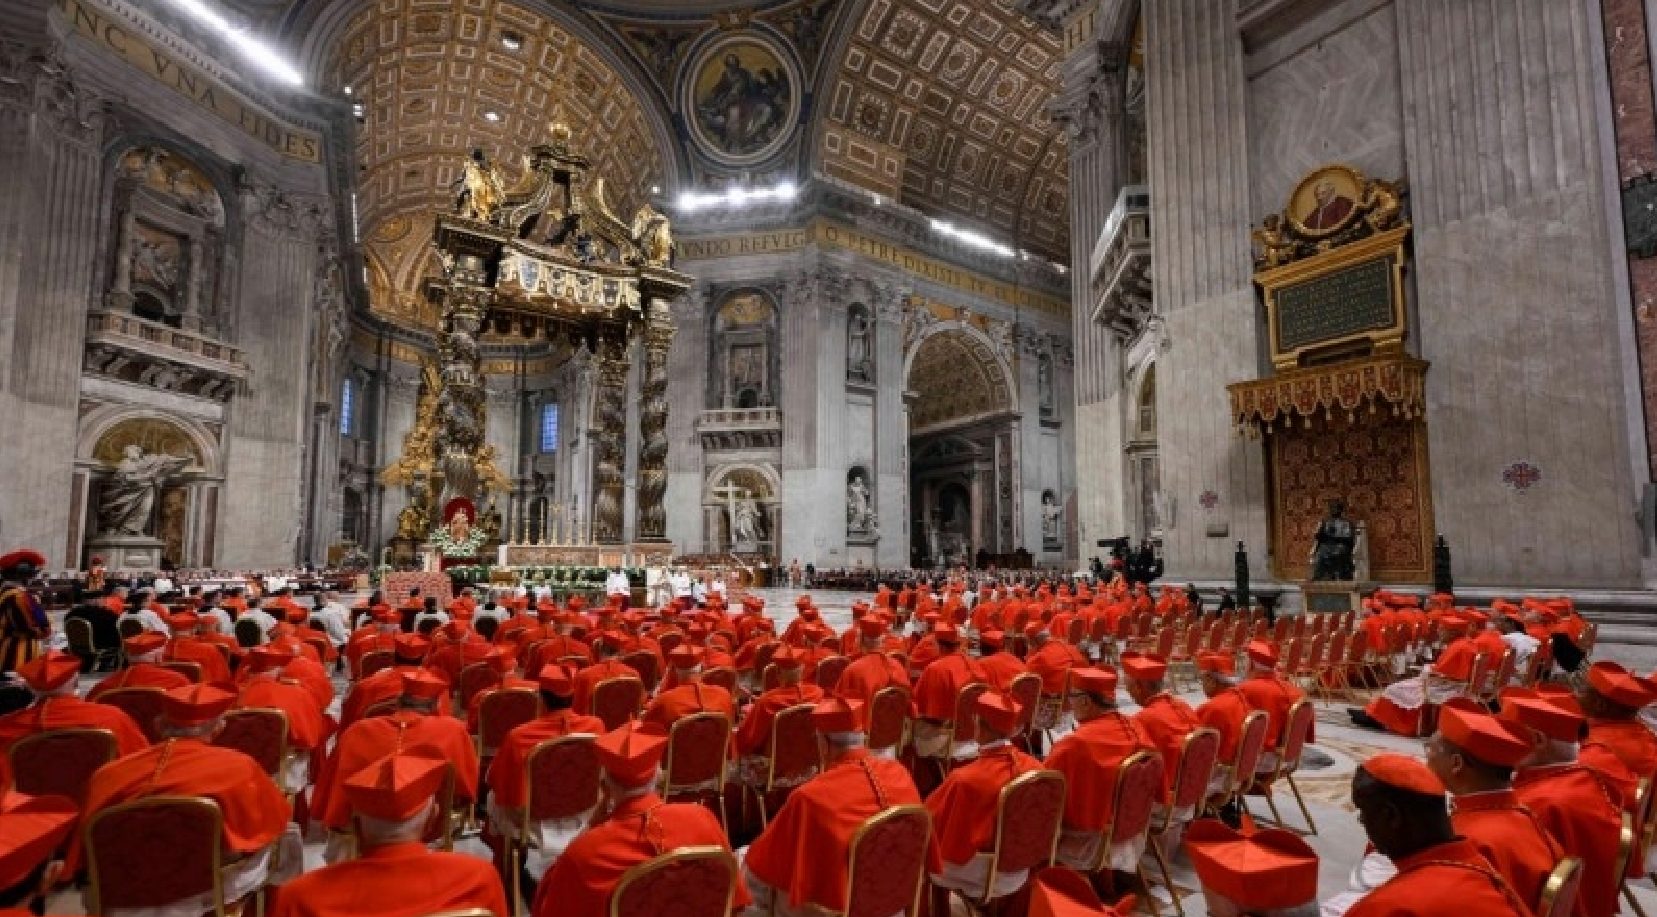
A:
[268, 753, 508, 917]
[0, 652, 148, 758]
[533, 721, 749, 917]
[743, 698, 940, 914]
[927, 690, 1045, 903]
[1043, 667, 1158, 873]
[1504, 687, 1625, 917]
[0, 785, 78, 914]
[1343, 754, 1530, 917]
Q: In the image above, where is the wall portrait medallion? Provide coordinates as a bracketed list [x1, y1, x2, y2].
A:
[681, 32, 800, 166]
[1286, 164, 1366, 238]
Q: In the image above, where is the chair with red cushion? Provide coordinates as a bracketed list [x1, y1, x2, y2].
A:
[1089, 752, 1162, 904]
[358, 649, 395, 679]
[1253, 699, 1317, 834]
[699, 666, 738, 694]
[213, 708, 291, 783]
[1539, 858, 1583, 917]
[475, 686, 541, 759]
[622, 651, 660, 694]
[657, 632, 684, 656]
[661, 712, 732, 829]
[745, 703, 821, 828]
[86, 796, 238, 916]
[7, 727, 116, 805]
[867, 685, 911, 756]
[509, 735, 600, 917]
[845, 805, 932, 917]
[591, 676, 646, 731]
[96, 687, 167, 744]
[973, 769, 1066, 907]
[1214, 711, 1270, 814]
[1148, 731, 1220, 916]
[1006, 671, 1046, 750]
[160, 660, 204, 684]
[457, 662, 504, 716]
[814, 655, 850, 691]
[610, 846, 737, 917]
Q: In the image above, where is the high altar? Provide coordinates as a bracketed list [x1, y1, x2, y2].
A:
[380, 124, 692, 569]
[1228, 165, 1435, 587]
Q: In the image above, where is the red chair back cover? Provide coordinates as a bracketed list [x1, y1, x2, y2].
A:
[1153, 626, 1176, 658]
[1170, 728, 1222, 811]
[1538, 857, 1583, 917]
[458, 663, 504, 712]
[214, 709, 288, 776]
[527, 735, 601, 821]
[88, 797, 220, 910]
[992, 770, 1066, 875]
[752, 641, 781, 676]
[1008, 672, 1043, 732]
[1233, 711, 1270, 784]
[846, 806, 932, 917]
[8, 728, 116, 804]
[1279, 700, 1315, 772]
[96, 688, 166, 744]
[1110, 751, 1164, 845]
[815, 655, 851, 691]
[868, 685, 911, 752]
[665, 712, 730, 788]
[699, 666, 738, 694]
[657, 632, 684, 656]
[359, 650, 395, 678]
[610, 848, 735, 917]
[159, 660, 203, 684]
[478, 688, 542, 752]
[622, 652, 661, 693]
[766, 704, 822, 788]
[950, 682, 989, 746]
[591, 677, 646, 731]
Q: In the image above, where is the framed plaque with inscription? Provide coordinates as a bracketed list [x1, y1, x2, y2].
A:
[1257, 225, 1409, 370]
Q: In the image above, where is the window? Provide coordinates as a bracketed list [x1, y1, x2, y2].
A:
[539, 402, 559, 453]
[339, 378, 355, 436]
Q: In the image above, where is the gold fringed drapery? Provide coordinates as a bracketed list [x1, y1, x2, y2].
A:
[1226, 354, 1429, 437]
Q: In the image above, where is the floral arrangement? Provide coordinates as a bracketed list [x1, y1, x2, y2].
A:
[428, 524, 488, 558]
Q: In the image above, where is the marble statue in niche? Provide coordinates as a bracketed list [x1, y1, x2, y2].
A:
[1037, 350, 1055, 415]
[1041, 490, 1062, 545]
[98, 446, 191, 536]
[847, 307, 872, 382]
[847, 470, 876, 534]
[731, 497, 765, 545]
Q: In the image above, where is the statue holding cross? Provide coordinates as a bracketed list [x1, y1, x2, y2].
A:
[712, 479, 765, 549]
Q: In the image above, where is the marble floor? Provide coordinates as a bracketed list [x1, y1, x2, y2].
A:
[43, 585, 1657, 916]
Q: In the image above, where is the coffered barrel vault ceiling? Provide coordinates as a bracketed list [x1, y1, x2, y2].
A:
[323, 0, 665, 330]
[262, 0, 1073, 328]
[817, 0, 1071, 261]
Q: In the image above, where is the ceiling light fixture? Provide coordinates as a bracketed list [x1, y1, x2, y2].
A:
[500, 31, 523, 51]
[483, 110, 502, 122]
[675, 180, 802, 213]
[166, 0, 304, 87]
[930, 219, 1016, 258]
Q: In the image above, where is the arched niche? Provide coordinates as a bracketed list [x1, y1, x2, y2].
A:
[903, 322, 1017, 434]
[703, 462, 780, 554]
[709, 289, 779, 409]
[73, 408, 226, 568]
[103, 145, 228, 335]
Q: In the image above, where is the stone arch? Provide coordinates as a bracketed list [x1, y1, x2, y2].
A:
[76, 406, 222, 478]
[903, 321, 1017, 432]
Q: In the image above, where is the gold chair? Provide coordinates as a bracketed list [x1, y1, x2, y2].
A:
[745, 703, 821, 829]
[660, 712, 732, 829]
[95, 686, 168, 744]
[510, 735, 600, 917]
[1149, 729, 1220, 917]
[86, 795, 241, 917]
[845, 805, 932, 917]
[1256, 699, 1317, 835]
[972, 769, 1066, 911]
[7, 727, 116, 805]
[1539, 857, 1584, 917]
[609, 845, 737, 917]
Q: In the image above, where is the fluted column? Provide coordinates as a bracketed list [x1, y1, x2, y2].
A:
[872, 291, 907, 568]
[0, 44, 107, 566]
[1143, 0, 1267, 581]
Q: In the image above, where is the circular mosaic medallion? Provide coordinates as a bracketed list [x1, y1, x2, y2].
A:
[680, 32, 800, 166]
